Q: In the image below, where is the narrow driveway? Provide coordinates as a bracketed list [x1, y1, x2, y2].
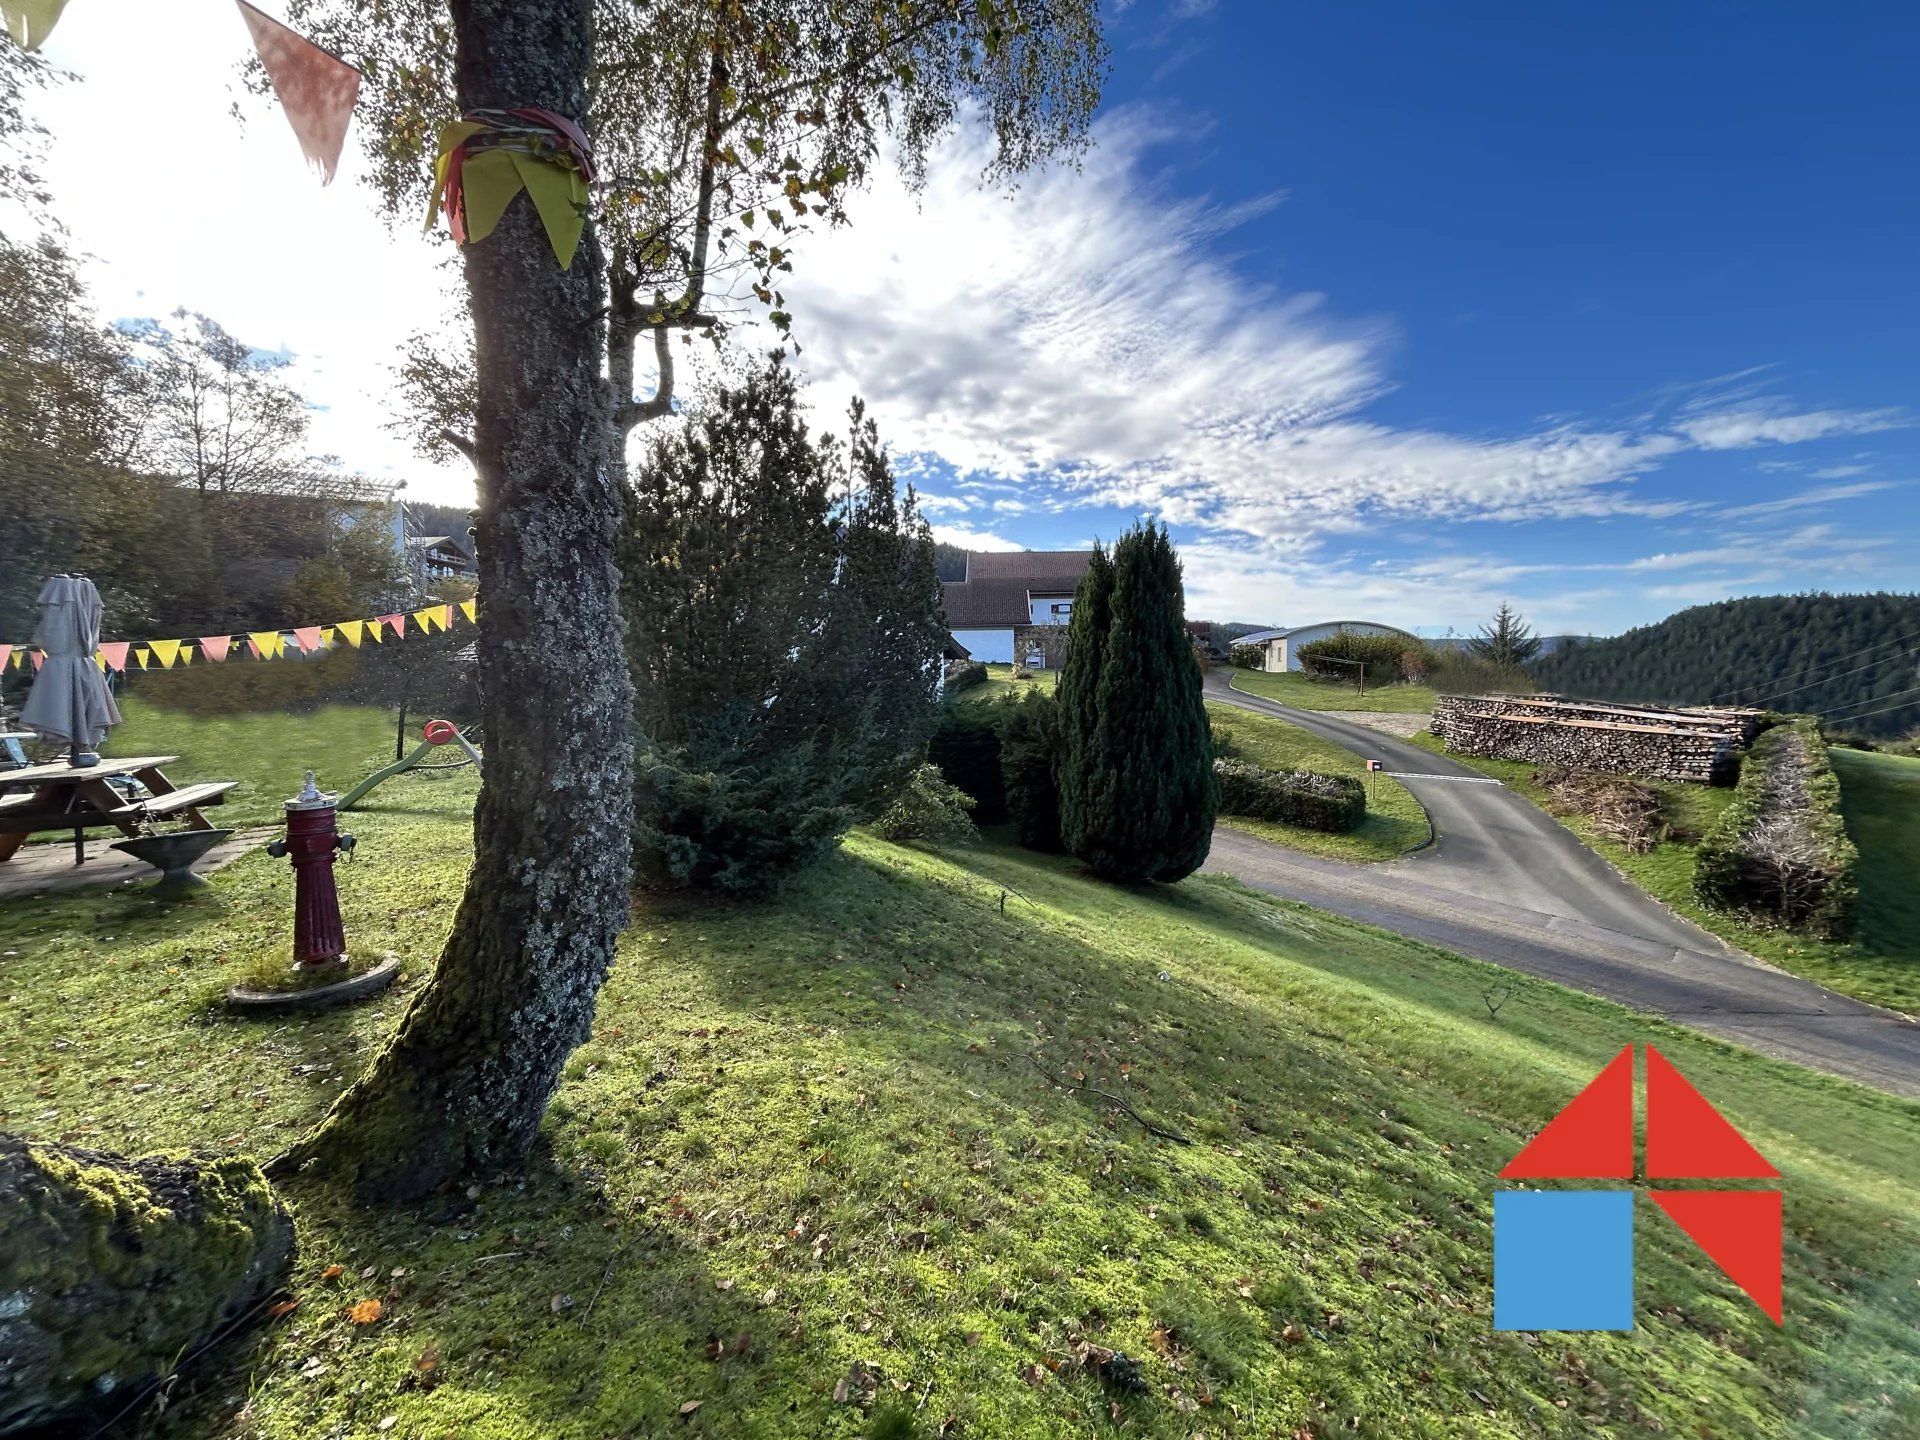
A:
[1202, 673, 1920, 1098]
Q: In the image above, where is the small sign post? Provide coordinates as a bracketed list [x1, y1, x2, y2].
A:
[1366, 758, 1383, 803]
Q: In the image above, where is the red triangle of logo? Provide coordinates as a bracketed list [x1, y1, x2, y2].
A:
[1645, 1045, 1778, 1179]
[1500, 1045, 1634, 1178]
[1651, 1190, 1783, 1323]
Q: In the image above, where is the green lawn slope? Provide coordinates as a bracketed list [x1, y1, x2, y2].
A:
[1, 761, 1914, 1438]
[1409, 733, 1920, 1014]
[100, 697, 402, 827]
[1230, 670, 1436, 713]
[1208, 705, 1428, 861]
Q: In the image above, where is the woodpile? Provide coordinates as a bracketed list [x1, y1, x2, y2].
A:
[1433, 694, 1763, 784]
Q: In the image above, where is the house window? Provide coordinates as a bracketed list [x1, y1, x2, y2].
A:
[1049, 602, 1072, 621]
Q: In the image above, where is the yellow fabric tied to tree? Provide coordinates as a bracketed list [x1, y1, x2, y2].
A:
[427, 108, 595, 271]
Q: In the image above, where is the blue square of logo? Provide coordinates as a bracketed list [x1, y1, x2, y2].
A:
[1494, 1189, 1634, 1331]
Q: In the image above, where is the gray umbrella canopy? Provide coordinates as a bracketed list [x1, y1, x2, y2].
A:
[19, 575, 122, 751]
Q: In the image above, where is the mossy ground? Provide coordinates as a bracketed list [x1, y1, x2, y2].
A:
[1228, 670, 1436, 714]
[1408, 732, 1920, 1014]
[1208, 706, 1428, 862]
[1, 712, 1916, 1438]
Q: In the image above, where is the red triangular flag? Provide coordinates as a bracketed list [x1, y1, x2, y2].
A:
[30, 650, 44, 670]
[1651, 1190, 1783, 1323]
[200, 635, 232, 663]
[1645, 1045, 1777, 1179]
[1500, 1045, 1635, 1179]
[98, 641, 132, 672]
[292, 625, 325, 653]
[234, 0, 362, 186]
[379, 612, 406, 637]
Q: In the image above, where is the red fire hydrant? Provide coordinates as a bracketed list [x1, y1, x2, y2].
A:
[267, 771, 357, 970]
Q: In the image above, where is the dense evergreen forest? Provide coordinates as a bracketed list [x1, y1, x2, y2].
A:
[1532, 593, 1920, 737]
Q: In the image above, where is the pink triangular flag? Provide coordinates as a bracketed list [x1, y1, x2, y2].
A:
[0, 643, 11, 672]
[235, 0, 362, 185]
[200, 635, 232, 663]
[98, 641, 132, 672]
[31, 649, 44, 670]
[379, 612, 406, 637]
[292, 625, 325, 653]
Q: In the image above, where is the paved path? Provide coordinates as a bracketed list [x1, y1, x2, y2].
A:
[1202, 673, 1920, 1098]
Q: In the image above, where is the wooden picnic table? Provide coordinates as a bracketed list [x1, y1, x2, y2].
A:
[0, 755, 236, 866]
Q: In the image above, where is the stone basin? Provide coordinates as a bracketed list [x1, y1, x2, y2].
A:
[110, 828, 234, 892]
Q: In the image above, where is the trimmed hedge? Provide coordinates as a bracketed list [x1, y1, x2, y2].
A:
[943, 660, 988, 694]
[1296, 632, 1419, 685]
[1214, 758, 1366, 833]
[928, 710, 1006, 823]
[1693, 717, 1858, 939]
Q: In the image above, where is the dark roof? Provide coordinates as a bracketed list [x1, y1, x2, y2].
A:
[942, 578, 1035, 628]
[964, 550, 1092, 589]
[942, 550, 1093, 630]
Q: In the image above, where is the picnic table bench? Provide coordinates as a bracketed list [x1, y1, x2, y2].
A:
[0, 755, 237, 866]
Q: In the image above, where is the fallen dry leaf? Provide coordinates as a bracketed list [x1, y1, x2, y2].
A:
[347, 1298, 383, 1325]
[266, 1299, 299, 1319]
[678, 1399, 702, 1418]
[320, 1264, 345, 1281]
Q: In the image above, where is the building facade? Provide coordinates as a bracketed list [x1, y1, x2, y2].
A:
[942, 550, 1093, 666]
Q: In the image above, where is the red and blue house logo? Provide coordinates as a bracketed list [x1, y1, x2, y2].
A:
[1493, 1043, 1782, 1331]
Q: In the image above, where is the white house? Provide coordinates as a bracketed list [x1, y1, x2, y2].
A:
[1236, 621, 1417, 673]
[943, 550, 1092, 666]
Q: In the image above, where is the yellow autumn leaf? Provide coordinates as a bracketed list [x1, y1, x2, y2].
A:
[347, 1298, 384, 1325]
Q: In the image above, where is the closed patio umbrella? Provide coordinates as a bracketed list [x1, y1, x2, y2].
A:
[19, 574, 121, 765]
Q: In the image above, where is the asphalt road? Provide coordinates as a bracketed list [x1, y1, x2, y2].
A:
[1201, 672, 1920, 1099]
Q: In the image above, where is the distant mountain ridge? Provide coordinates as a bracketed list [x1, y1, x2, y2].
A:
[1530, 593, 1920, 737]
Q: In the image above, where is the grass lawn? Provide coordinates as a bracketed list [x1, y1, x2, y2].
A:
[1208, 705, 1428, 862]
[973, 663, 1060, 699]
[1408, 732, 1920, 1015]
[1230, 669, 1436, 714]
[3, 744, 1915, 1438]
[96, 698, 404, 827]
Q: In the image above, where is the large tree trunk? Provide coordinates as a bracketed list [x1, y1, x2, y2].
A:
[276, 0, 632, 1204]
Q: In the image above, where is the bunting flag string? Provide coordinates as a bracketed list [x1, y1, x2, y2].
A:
[235, 0, 362, 186]
[1, 597, 482, 676]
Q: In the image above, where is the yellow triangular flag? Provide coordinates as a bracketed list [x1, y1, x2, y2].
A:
[94, 651, 107, 671]
[248, 629, 285, 660]
[2, 0, 71, 52]
[460, 598, 478, 624]
[508, 150, 588, 270]
[134, 646, 153, 670]
[337, 618, 364, 648]
[412, 606, 442, 634]
[180, 645, 192, 666]
[319, 626, 338, 648]
[150, 639, 181, 670]
[456, 147, 525, 247]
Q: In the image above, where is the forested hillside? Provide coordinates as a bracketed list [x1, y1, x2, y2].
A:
[1532, 593, 1920, 737]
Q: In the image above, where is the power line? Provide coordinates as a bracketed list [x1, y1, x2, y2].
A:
[1738, 646, 1920, 708]
[1818, 684, 1920, 722]
[1820, 693, 1920, 728]
[1708, 628, 1920, 704]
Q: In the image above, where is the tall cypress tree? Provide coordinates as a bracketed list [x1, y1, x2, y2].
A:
[1059, 523, 1217, 883]
[1056, 543, 1114, 858]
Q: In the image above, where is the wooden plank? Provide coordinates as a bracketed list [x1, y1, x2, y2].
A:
[107, 782, 236, 820]
[0, 756, 181, 789]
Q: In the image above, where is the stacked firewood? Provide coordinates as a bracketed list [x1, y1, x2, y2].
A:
[1433, 694, 1758, 784]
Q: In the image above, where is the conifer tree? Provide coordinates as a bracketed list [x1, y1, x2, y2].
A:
[1058, 523, 1217, 883]
[1469, 602, 1543, 669]
[620, 358, 943, 892]
[1056, 543, 1114, 858]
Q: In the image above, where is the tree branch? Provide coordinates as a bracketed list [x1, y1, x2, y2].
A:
[438, 427, 477, 463]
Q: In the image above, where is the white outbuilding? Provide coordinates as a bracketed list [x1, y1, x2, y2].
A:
[1235, 621, 1417, 673]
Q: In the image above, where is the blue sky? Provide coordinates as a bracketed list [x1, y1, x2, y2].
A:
[26, 0, 1917, 637]
[788, 0, 1916, 634]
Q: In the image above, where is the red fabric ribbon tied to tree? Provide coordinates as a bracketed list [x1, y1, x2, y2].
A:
[427, 108, 596, 269]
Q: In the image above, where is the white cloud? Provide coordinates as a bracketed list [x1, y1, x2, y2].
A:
[1719, 479, 1897, 518]
[778, 109, 1902, 559]
[1673, 404, 1904, 451]
[930, 525, 1023, 552]
[1810, 464, 1870, 480]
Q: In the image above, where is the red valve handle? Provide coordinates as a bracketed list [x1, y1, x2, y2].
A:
[422, 719, 458, 745]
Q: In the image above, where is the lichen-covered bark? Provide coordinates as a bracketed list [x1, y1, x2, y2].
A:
[276, 0, 634, 1203]
[0, 1135, 293, 1434]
